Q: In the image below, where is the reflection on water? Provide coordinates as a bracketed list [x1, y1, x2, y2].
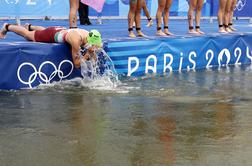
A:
[1, 66, 252, 166]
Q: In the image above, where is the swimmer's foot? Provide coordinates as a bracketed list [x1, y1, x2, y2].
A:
[0, 23, 9, 39]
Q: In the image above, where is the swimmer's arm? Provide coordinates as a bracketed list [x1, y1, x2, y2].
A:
[67, 32, 82, 68]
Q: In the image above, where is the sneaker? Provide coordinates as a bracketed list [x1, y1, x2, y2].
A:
[0, 23, 8, 39]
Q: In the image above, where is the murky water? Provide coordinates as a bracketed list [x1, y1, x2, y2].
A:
[1, 65, 252, 166]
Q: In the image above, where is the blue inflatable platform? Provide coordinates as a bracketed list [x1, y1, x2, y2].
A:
[0, 19, 252, 90]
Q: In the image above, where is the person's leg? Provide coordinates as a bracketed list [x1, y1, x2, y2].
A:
[142, 0, 153, 27]
[24, 23, 45, 31]
[224, 0, 233, 32]
[0, 23, 35, 41]
[195, 0, 204, 34]
[85, 4, 91, 25]
[228, 0, 237, 31]
[135, 0, 145, 37]
[156, 0, 166, 36]
[188, 0, 197, 34]
[128, 0, 137, 37]
[79, 2, 91, 25]
[163, 0, 173, 35]
[78, 0, 86, 24]
[218, 0, 227, 33]
[69, 0, 79, 28]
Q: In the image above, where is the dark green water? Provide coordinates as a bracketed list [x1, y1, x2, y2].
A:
[1, 66, 252, 166]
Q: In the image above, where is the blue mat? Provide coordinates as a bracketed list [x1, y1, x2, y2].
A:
[0, 19, 252, 90]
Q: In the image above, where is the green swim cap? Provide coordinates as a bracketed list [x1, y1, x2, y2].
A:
[87, 29, 102, 47]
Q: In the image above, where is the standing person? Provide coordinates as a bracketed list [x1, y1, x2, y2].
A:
[69, 0, 79, 28]
[128, 0, 145, 38]
[0, 23, 102, 69]
[187, 0, 205, 35]
[78, 0, 92, 25]
[156, 0, 173, 36]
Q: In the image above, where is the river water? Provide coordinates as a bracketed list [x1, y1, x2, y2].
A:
[1, 65, 252, 166]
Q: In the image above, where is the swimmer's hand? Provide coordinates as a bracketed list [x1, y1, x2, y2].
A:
[82, 51, 97, 62]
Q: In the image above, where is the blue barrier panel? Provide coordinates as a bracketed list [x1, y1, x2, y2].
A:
[0, 41, 81, 89]
[105, 34, 252, 76]
[1, 33, 251, 89]
[234, 0, 252, 17]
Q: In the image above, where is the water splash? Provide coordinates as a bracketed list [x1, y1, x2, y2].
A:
[79, 48, 120, 90]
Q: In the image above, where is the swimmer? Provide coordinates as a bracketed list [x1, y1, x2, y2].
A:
[0, 23, 102, 69]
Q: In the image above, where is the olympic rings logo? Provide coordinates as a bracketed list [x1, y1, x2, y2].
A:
[17, 60, 74, 88]
[235, 0, 246, 11]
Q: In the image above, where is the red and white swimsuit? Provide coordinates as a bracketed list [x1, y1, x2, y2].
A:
[34, 26, 67, 43]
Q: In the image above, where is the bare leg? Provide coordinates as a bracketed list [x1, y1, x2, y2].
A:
[135, 0, 146, 37]
[142, 0, 151, 19]
[156, 0, 166, 36]
[195, 0, 204, 34]
[69, 0, 79, 28]
[128, 0, 137, 37]
[142, 0, 153, 27]
[229, 0, 237, 31]
[188, 0, 197, 34]
[224, 0, 233, 32]
[163, 0, 173, 35]
[24, 23, 45, 31]
[0, 24, 35, 41]
[218, 0, 228, 33]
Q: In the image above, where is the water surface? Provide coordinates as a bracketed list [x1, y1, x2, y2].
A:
[1, 66, 252, 166]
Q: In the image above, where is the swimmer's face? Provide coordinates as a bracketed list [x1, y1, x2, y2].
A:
[81, 44, 98, 61]
[87, 45, 96, 53]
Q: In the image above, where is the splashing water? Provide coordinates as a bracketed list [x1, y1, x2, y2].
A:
[79, 48, 120, 89]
